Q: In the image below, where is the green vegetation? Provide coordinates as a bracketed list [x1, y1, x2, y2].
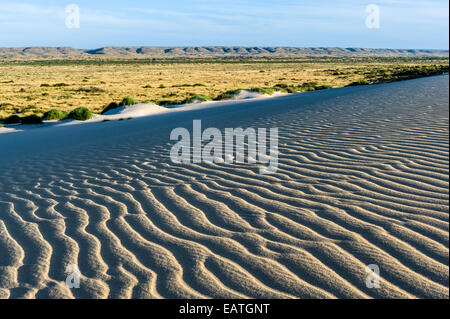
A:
[172, 83, 206, 88]
[182, 94, 212, 104]
[21, 114, 43, 124]
[155, 100, 180, 106]
[0, 57, 447, 119]
[43, 109, 68, 120]
[315, 84, 333, 90]
[101, 96, 139, 114]
[69, 107, 93, 121]
[250, 87, 277, 95]
[102, 102, 120, 114]
[3, 115, 21, 124]
[348, 80, 370, 86]
[119, 96, 138, 106]
[214, 89, 243, 101]
[76, 87, 105, 93]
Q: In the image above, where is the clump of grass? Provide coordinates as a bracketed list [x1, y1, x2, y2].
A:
[347, 80, 370, 86]
[155, 100, 181, 107]
[101, 102, 120, 114]
[119, 96, 138, 106]
[76, 87, 105, 93]
[214, 89, 243, 101]
[3, 115, 21, 124]
[43, 109, 68, 121]
[143, 85, 152, 88]
[182, 94, 212, 104]
[53, 83, 69, 87]
[172, 83, 206, 88]
[69, 107, 93, 121]
[40, 83, 51, 87]
[21, 114, 43, 125]
[250, 87, 277, 95]
[314, 84, 333, 90]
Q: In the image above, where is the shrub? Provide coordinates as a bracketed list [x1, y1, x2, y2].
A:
[0, 123, 3, 128]
[21, 115, 43, 125]
[53, 83, 69, 87]
[214, 89, 243, 101]
[101, 102, 120, 114]
[250, 87, 277, 95]
[314, 85, 333, 90]
[285, 86, 303, 93]
[348, 80, 370, 86]
[40, 83, 51, 87]
[69, 107, 93, 121]
[119, 96, 138, 106]
[76, 87, 105, 93]
[156, 100, 181, 107]
[301, 81, 318, 88]
[3, 115, 21, 124]
[43, 109, 68, 120]
[182, 94, 212, 104]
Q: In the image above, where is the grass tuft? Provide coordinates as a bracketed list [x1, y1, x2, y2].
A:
[250, 87, 277, 95]
[347, 80, 370, 86]
[69, 107, 93, 121]
[3, 115, 21, 124]
[43, 109, 68, 120]
[182, 94, 212, 104]
[214, 89, 243, 101]
[21, 114, 43, 124]
[119, 96, 138, 106]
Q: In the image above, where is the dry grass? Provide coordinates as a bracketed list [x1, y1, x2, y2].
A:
[0, 57, 448, 119]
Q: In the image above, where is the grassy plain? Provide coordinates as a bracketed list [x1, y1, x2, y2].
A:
[0, 57, 448, 120]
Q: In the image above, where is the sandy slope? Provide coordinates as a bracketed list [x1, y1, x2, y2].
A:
[0, 76, 448, 299]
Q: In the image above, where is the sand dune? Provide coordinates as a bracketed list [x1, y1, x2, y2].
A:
[0, 76, 448, 299]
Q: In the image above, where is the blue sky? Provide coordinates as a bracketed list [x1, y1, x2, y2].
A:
[0, 0, 448, 49]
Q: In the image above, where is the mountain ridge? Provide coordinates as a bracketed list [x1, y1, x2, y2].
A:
[0, 46, 448, 58]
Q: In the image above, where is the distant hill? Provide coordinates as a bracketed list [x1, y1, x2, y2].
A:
[0, 46, 448, 58]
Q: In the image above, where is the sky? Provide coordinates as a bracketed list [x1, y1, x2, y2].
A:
[0, 0, 448, 49]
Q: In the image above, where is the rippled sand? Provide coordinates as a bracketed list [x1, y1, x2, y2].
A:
[0, 76, 448, 299]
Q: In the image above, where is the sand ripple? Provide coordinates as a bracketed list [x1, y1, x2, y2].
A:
[0, 76, 448, 299]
